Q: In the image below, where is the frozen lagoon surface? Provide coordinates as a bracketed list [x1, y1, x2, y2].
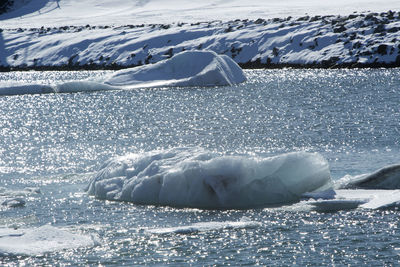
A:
[0, 69, 400, 264]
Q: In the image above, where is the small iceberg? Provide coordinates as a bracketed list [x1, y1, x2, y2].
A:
[301, 162, 400, 212]
[0, 51, 246, 96]
[336, 163, 400, 189]
[86, 147, 331, 209]
[1, 198, 26, 208]
[105, 50, 246, 88]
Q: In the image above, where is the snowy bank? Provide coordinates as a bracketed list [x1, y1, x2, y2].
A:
[1, 10, 400, 70]
[1, 0, 400, 28]
[105, 51, 246, 87]
[86, 148, 331, 209]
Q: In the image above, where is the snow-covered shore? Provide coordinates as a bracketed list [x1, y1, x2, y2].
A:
[1, 10, 400, 70]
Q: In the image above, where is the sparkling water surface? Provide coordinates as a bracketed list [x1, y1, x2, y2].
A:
[0, 69, 399, 265]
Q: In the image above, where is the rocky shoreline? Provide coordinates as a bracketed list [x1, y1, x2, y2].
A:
[1, 10, 400, 71]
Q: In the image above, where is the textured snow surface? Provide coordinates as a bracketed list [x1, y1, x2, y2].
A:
[1, 10, 400, 69]
[1, 0, 400, 27]
[86, 148, 331, 209]
[0, 225, 97, 256]
[105, 51, 246, 87]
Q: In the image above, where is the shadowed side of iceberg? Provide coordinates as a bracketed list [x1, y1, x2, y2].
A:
[0, 84, 55, 96]
[336, 163, 400, 189]
[86, 148, 331, 209]
[105, 50, 246, 88]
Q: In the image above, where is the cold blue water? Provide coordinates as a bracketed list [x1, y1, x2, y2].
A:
[0, 69, 399, 265]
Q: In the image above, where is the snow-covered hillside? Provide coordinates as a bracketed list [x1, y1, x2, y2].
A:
[1, 0, 400, 28]
[0, 1, 400, 69]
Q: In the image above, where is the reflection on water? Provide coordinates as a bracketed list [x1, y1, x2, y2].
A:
[0, 69, 399, 265]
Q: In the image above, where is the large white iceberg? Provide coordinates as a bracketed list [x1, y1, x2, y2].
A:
[105, 50, 246, 88]
[86, 147, 331, 209]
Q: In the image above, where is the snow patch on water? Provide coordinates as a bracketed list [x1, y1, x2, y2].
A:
[0, 225, 98, 256]
[86, 147, 331, 209]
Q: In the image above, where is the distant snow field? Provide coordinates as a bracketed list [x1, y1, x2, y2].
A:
[0, 0, 400, 69]
[1, 0, 400, 27]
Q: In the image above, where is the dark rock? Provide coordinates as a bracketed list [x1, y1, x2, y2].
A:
[164, 48, 173, 58]
[160, 24, 170, 30]
[68, 54, 78, 66]
[321, 56, 340, 67]
[352, 41, 362, 49]
[254, 18, 265, 24]
[297, 16, 310, 21]
[377, 44, 388, 55]
[360, 50, 373, 56]
[224, 26, 233, 33]
[145, 54, 152, 64]
[333, 25, 347, 33]
[374, 24, 385, 33]
[309, 16, 321, 22]
[272, 47, 279, 57]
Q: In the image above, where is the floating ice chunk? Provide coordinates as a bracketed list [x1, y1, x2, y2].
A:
[0, 225, 98, 256]
[337, 164, 400, 189]
[24, 187, 41, 194]
[301, 189, 336, 200]
[305, 189, 400, 212]
[54, 81, 117, 93]
[105, 50, 246, 88]
[1, 198, 25, 208]
[360, 189, 400, 209]
[0, 84, 55, 96]
[308, 199, 367, 212]
[147, 220, 261, 235]
[0, 81, 117, 96]
[86, 147, 331, 209]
